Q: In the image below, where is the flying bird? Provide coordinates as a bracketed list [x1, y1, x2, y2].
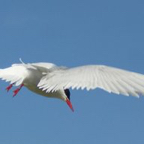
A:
[0, 59, 144, 112]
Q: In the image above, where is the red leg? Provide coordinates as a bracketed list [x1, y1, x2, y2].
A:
[6, 84, 13, 92]
[13, 84, 24, 97]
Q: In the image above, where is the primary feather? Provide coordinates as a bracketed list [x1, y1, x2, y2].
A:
[38, 65, 144, 97]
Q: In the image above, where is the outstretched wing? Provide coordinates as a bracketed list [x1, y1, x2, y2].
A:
[38, 65, 144, 97]
[30, 62, 56, 72]
[0, 61, 57, 86]
[0, 65, 30, 86]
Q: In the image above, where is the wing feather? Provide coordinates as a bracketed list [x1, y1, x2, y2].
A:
[0, 65, 29, 86]
[99, 70, 114, 93]
[38, 65, 144, 97]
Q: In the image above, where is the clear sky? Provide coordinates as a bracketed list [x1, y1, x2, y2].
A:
[0, 0, 144, 143]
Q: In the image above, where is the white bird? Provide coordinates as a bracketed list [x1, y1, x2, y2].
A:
[0, 59, 144, 112]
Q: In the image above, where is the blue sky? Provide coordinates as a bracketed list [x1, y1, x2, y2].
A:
[0, 0, 144, 143]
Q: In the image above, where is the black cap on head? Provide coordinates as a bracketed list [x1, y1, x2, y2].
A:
[64, 89, 70, 100]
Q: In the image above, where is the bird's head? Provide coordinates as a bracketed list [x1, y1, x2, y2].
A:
[64, 89, 74, 112]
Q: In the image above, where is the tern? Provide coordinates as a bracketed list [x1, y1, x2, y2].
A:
[0, 59, 144, 112]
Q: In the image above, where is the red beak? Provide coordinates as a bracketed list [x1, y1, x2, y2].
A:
[66, 98, 74, 112]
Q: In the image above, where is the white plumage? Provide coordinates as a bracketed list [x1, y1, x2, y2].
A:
[0, 59, 144, 111]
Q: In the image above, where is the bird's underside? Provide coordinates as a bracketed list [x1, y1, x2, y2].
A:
[0, 59, 144, 111]
[5, 82, 74, 112]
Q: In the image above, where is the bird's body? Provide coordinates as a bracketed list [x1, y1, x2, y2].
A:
[18, 65, 64, 100]
[0, 61, 74, 111]
[0, 59, 144, 111]
[0, 62, 68, 99]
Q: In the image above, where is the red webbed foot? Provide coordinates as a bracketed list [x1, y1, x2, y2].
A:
[6, 84, 13, 92]
[13, 84, 24, 97]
